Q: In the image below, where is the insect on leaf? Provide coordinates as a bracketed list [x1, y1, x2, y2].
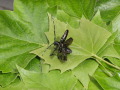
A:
[32, 15, 119, 74]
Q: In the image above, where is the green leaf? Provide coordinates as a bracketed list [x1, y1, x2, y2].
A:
[0, 0, 48, 72]
[81, 0, 96, 20]
[112, 13, 120, 54]
[92, 11, 112, 32]
[88, 77, 103, 90]
[41, 61, 50, 73]
[47, 6, 57, 17]
[114, 44, 120, 56]
[98, 44, 120, 58]
[0, 35, 39, 60]
[94, 68, 120, 90]
[60, 0, 83, 19]
[48, 8, 80, 28]
[47, 0, 61, 7]
[97, 31, 120, 58]
[14, 0, 48, 44]
[32, 15, 120, 89]
[73, 81, 84, 90]
[112, 13, 120, 32]
[0, 77, 27, 90]
[17, 65, 77, 90]
[49, 0, 96, 20]
[73, 59, 98, 89]
[63, 0, 96, 19]
[96, 0, 120, 22]
[107, 57, 120, 67]
[0, 73, 17, 87]
[0, 52, 36, 73]
[57, 10, 80, 28]
[32, 15, 114, 72]
[25, 57, 41, 72]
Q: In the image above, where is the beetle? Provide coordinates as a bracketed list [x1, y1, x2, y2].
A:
[43, 19, 73, 61]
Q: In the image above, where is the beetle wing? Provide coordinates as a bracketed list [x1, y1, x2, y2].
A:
[64, 37, 73, 47]
[60, 30, 69, 43]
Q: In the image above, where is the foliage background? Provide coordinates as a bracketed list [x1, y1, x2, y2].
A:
[0, 0, 120, 90]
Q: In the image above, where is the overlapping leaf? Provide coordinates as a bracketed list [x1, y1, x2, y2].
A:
[92, 11, 112, 32]
[1, 0, 120, 89]
[47, 0, 96, 20]
[112, 13, 120, 33]
[25, 58, 42, 72]
[0, 78, 27, 90]
[32, 15, 120, 89]
[92, 12, 120, 69]
[32, 15, 120, 74]
[0, 0, 48, 73]
[96, 0, 120, 22]
[88, 77, 103, 90]
[17, 65, 77, 90]
[73, 59, 98, 89]
[94, 68, 120, 90]
[73, 81, 84, 90]
[48, 7, 81, 29]
[0, 73, 17, 87]
[112, 13, 120, 62]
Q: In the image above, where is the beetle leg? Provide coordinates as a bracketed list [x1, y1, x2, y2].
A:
[50, 46, 58, 56]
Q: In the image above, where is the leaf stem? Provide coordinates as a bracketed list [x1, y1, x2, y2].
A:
[93, 55, 120, 70]
[95, 59, 113, 77]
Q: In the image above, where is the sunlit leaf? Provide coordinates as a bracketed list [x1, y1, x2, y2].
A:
[32, 15, 115, 73]
[96, 0, 120, 22]
[88, 76, 103, 90]
[92, 11, 112, 32]
[25, 57, 41, 72]
[0, 78, 27, 90]
[73, 81, 84, 90]
[57, 10, 80, 28]
[0, 52, 36, 73]
[107, 57, 120, 67]
[0, 0, 48, 73]
[94, 68, 120, 90]
[0, 73, 17, 87]
[112, 13, 120, 33]
[1, 0, 120, 89]
[73, 59, 98, 89]
[17, 65, 77, 90]
[47, 0, 96, 20]
[97, 31, 119, 58]
[112, 13, 120, 57]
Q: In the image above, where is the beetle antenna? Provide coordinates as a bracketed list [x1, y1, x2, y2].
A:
[52, 17, 56, 41]
[42, 43, 54, 56]
[42, 17, 56, 56]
